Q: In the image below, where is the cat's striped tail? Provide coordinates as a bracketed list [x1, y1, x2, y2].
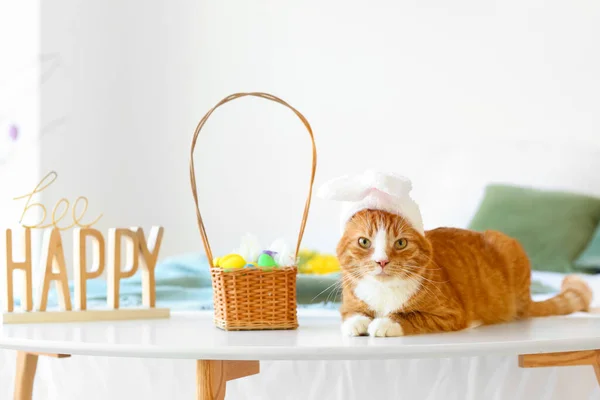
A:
[528, 276, 593, 317]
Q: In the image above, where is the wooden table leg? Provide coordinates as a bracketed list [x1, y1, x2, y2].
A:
[196, 360, 259, 400]
[519, 349, 600, 386]
[14, 352, 71, 400]
[14, 352, 38, 400]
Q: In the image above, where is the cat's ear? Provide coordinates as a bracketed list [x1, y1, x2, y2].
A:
[317, 175, 369, 202]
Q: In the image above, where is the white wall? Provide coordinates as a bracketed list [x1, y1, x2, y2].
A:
[0, 1, 41, 227]
[37, 0, 600, 265]
[0, 0, 43, 307]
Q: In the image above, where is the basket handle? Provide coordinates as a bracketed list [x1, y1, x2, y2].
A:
[189, 92, 317, 267]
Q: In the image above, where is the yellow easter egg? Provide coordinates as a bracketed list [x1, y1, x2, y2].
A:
[220, 254, 246, 269]
[324, 255, 340, 273]
[305, 255, 339, 274]
[306, 256, 326, 274]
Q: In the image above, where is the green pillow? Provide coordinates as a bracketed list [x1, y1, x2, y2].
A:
[574, 223, 600, 272]
[468, 184, 600, 273]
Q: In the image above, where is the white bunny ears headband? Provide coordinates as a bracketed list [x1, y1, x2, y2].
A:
[316, 170, 425, 235]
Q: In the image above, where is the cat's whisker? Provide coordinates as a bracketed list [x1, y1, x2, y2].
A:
[400, 263, 448, 285]
[412, 272, 447, 296]
[404, 263, 443, 271]
[324, 274, 359, 303]
[326, 282, 346, 304]
[408, 272, 449, 285]
[311, 279, 345, 303]
[400, 265, 448, 284]
[321, 274, 359, 304]
[405, 274, 446, 307]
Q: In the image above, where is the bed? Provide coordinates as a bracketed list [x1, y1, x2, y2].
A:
[1, 270, 599, 400]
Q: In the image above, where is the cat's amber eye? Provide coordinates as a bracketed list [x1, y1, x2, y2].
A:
[357, 237, 371, 249]
[394, 238, 408, 250]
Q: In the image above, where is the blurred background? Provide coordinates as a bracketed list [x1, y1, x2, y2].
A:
[2, 2, 600, 399]
[1, 0, 600, 271]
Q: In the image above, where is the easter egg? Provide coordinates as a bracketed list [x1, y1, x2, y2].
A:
[324, 255, 341, 272]
[245, 263, 258, 269]
[219, 254, 246, 269]
[303, 254, 341, 274]
[257, 253, 277, 268]
[306, 257, 325, 274]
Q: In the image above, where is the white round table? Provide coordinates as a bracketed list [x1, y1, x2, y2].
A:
[2, 311, 600, 399]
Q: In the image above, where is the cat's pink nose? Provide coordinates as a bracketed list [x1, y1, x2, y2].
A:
[377, 260, 389, 268]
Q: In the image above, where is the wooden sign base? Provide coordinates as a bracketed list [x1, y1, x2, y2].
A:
[2, 307, 170, 324]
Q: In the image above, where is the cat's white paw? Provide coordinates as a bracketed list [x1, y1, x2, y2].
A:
[368, 317, 404, 337]
[341, 315, 372, 336]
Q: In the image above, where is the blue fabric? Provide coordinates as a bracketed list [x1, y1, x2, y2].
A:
[26, 252, 553, 311]
[39, 253, 341, 310]
[43, 253, 217, 310]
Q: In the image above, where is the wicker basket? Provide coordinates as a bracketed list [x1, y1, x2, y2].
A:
[189, 92, 317, 331]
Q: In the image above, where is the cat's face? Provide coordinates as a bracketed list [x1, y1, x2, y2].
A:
[336, 209, 432, 282]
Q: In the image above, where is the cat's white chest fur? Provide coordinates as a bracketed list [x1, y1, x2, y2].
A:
[354, 277, 421, 317]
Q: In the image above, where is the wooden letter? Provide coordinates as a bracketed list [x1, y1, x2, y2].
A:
[72, 196, 103, 228]
[13, 171, 103, 231]
[73, 228, 105, 310]
[134, 226, 164, 308]
[107, 228, 139, 309]
[51, 198, 72, 230]
[36, 228, 72, 311]
[12, 172, 57, 229]
[4, 228, 33, 312]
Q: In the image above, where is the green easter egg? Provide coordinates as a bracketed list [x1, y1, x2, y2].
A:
[257, 253, 277, 267]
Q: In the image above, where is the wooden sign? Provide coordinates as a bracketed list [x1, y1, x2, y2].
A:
[1, 172, 170, 324]
[2, 226, 170, 324]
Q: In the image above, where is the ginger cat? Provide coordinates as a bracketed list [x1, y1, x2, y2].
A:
[337, 209, 593, 337]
